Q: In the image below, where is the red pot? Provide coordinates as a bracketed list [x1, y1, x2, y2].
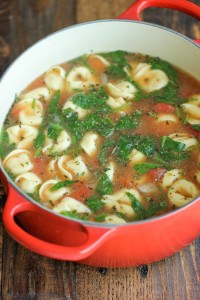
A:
[0, 0, 200, 267]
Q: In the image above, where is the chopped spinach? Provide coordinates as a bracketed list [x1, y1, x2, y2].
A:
[145, 200, 167, 218]
[86, 195, 104, 212]
[127, 192, 167, 220]
[0, 128, 16, 159]
[47, 123, 63, 140]
[101, 50, 129, 67]
[97, 173, 113, 195]
[106, 64, 128, 79]
[84, 114, 115, 137]
[95, 213, 107, 222]
[61, 210, 89, 220]
[115, 134, 136, 164]
[147, 57, 178, 82]
[116, 111, 142, 131]
[50, 180, 78, 191]
[48, 90, 60, 116]
[71, 87, 108, 109]
[126, 192, 146, 219]
[99, 139, 115, 166]
[136, 135, 155, 156]
[62, 108, 84, 143]
[27, 191, 41, 202]
[192, 124, 200, 131]
[134, 162, 163, 175]
[158, 136, 189, 163]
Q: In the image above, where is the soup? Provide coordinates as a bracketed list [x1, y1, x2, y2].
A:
[1, 51, 200, 224]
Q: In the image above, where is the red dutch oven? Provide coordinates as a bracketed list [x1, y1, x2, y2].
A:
[0, 0, 200, 268]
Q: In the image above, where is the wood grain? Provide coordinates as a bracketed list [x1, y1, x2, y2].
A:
[0, 0, 200, 299]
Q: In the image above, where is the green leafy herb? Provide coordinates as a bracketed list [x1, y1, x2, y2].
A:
[106, 64, 127, 79]
[136, 135, 155, 156]
[86, 195, 104, 212]
[84, 114, 114, 137]
[47, 123, 63, 140]
[97, 173, 113, 195]
[0, 127, 16, 159]
[61, 211, 89, 220]
[192, 124, 200, 131]
[95, 214, 107, 222]
[134, 162, 163, 175]
[31, 99, 36, 110]
[48, 90, 60, 115]
[101, 50, 129, 67]
[158, 136, 189, 164]
[71, 87, 108, 109]
[145, 200, 167, 218]
[161, 136, 185, 152]
[126, 192, 146, 218]
[62, 108, 84, 143]
[99, 139, 115, 166]
[27, 191, 41, 202]
[127, 192, 167, 220]
[50, 180, 78, 191]
[116, 111, 142, 130]
[115, 134, 136, 164]
[147, 57, 178, 82]
[33, 130, 46, 157]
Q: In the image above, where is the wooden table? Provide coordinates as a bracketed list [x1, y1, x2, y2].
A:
[0, 0, 200, 299]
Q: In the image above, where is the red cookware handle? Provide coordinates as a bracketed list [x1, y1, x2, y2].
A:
[3, 185, 116, 261]
[118, 0, 200, 44]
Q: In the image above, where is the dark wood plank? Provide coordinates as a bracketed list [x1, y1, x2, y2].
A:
[0, 0, 200, 299]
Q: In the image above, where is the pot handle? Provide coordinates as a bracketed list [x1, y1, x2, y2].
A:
[3, 185, 116, 261]
[118, 0, 200, 45]
[118, 0, 200, 21]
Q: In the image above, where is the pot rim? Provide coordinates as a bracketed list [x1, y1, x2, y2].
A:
[0, 18, 200, 228]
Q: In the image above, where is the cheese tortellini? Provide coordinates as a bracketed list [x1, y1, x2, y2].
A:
[131, 63, 169, 93]
[80, 132, 100, 156]
[102, 188, 143, 218]
[14, 98, 43, 125]
[3, 149, 33, 175]
[48, 155, 90, 180]
[6, 125, 38, 149]
[67, 66, 97, 90]
[53, 197, 92, 214]
[15, 172, 41, 193]
[169, 133, 198, 149]
[21, 87, 51, 102]
[168, 179, 199, 207]
[44, 66, 67, 91]
[39, 179, 71, 203]
[42, 130, 71, 155]
[181, 94, 200, 125]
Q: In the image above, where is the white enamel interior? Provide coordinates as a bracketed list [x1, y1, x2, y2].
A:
[0, 20, 199, 130]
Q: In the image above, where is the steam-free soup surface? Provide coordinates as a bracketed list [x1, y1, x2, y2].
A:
[1, 51, 200, 224]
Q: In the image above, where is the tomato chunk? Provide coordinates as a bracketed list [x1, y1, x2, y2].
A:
[154, 103, 175, 114]
[148, 168, 166, 182]
[69, 182, 93, 202]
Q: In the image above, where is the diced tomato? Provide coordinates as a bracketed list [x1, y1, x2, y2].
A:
[148, 168, 167, 182]
[12, 106, 21, 118]
[33, 157, 49, 176]
[154, 103, 176, 114]
[87, 56, 106, 73]
[120, 176, 135, 188]
[69, 182, 93, 202]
